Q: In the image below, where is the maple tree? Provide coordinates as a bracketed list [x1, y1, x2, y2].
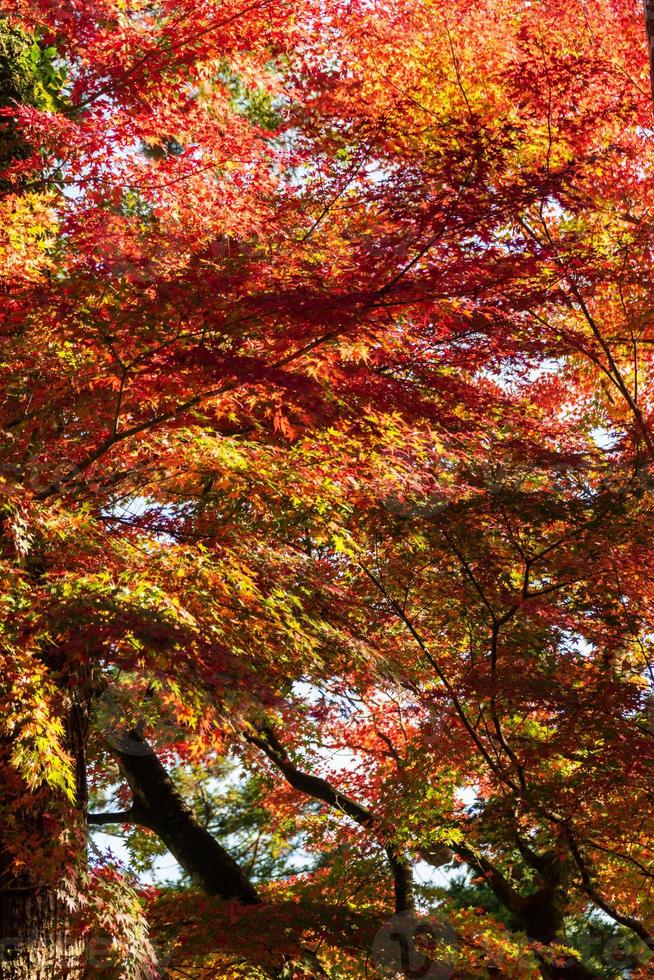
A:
[1, 0, 654, 977]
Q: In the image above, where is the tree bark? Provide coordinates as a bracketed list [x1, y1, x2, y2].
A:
[103, 731, 260, 904]
[0, 686, 89, 979]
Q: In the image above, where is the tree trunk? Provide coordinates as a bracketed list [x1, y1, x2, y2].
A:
[108, 731, 260, 904]
[90, 734, 335, 977]
[0, 886, 83, 980]
[0, 687, 89, 979]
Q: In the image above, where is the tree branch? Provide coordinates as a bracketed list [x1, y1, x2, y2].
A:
[88, 810, 134, 826]
[113, 732, 260, 904]
[565, 826, 654, 950]
[246, 725, 415, 913]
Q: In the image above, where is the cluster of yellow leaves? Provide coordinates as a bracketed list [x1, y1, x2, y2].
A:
[0, 190, 58, 283]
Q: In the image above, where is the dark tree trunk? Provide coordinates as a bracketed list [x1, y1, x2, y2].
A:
[0, 886, 82, 980]
[528, 902, 597, 980]
[0, 686, 90, 979]
[108, 731, 260, 904]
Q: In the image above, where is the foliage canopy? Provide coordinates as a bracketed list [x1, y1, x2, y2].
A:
[1, 1, 654, 977]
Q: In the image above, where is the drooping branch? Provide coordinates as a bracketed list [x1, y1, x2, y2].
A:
[438, 840, 527, 922]
[246, 725, 415, 913]
[519, 214, 654, 460]
[565, 827, 654, 951]
[250, 729, 538, 935]
[249, 725, 601, 977]
[358, 559, 521, 793]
